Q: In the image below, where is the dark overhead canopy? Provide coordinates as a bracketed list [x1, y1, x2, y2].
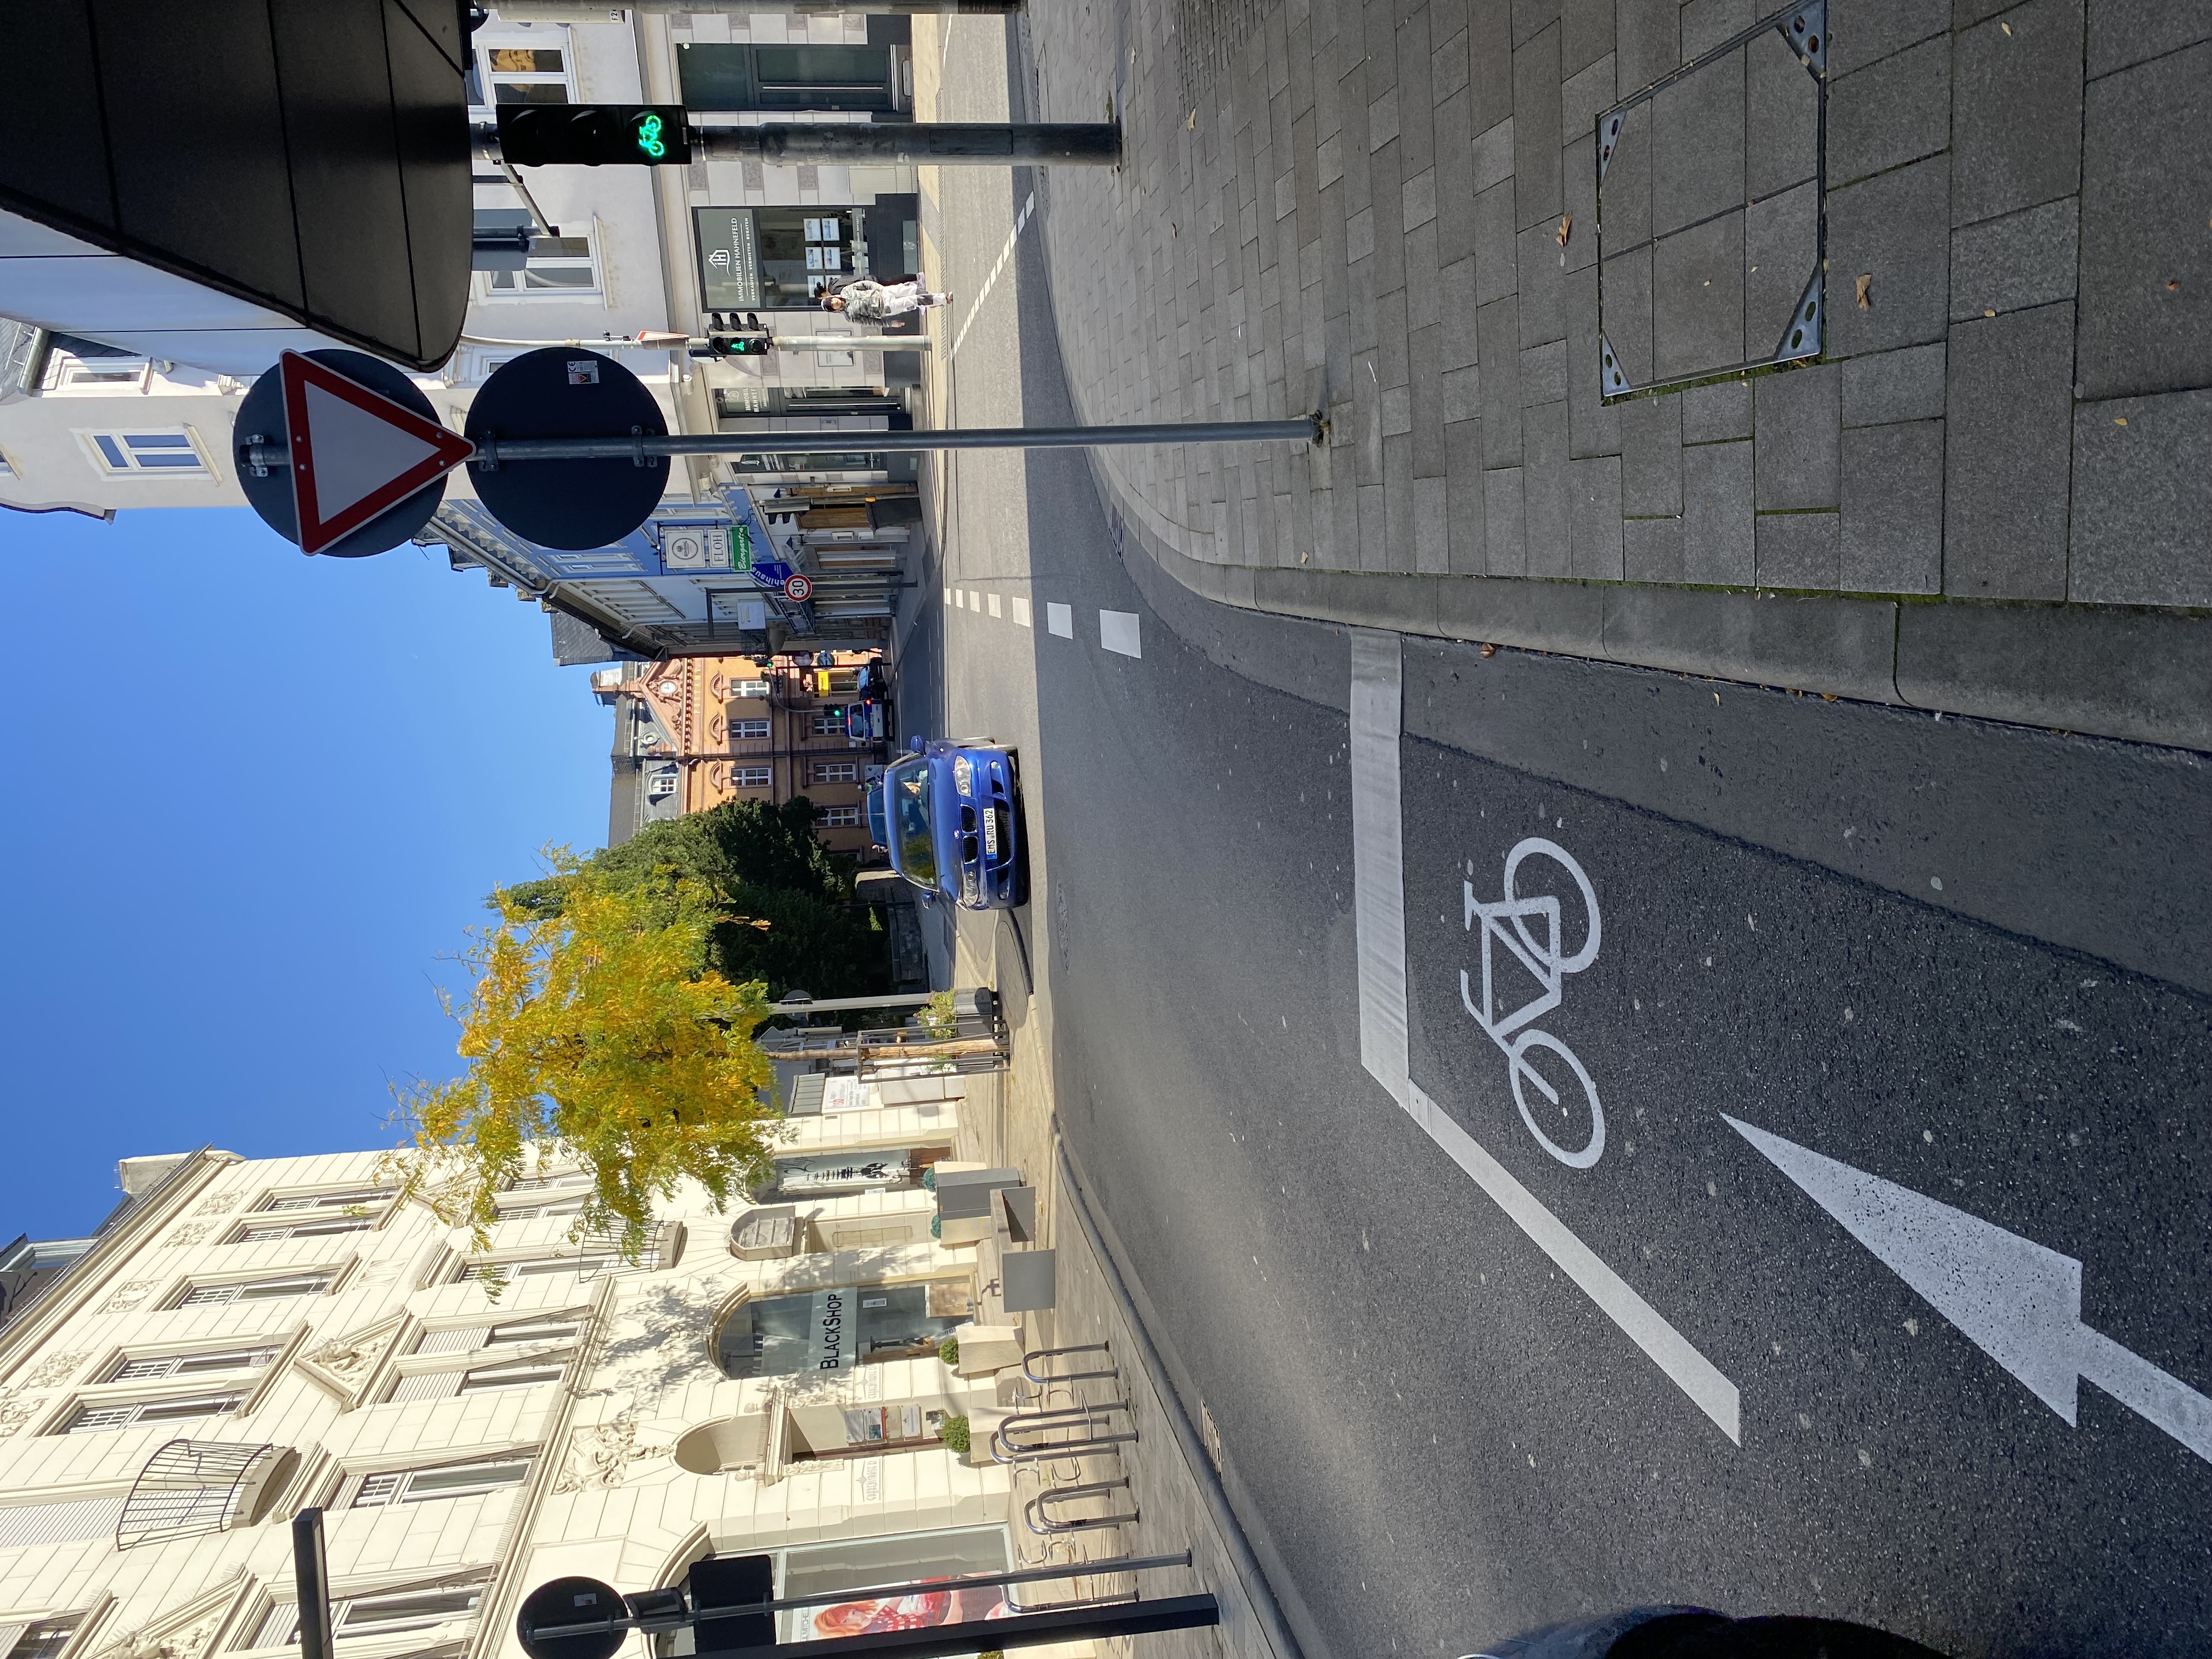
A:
[0, 0, 473, 371]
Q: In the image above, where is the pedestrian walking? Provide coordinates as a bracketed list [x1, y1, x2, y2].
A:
[820, 278, 951, 321]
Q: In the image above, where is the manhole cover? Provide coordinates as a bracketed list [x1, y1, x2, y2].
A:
[1596, 2, 1827, 400]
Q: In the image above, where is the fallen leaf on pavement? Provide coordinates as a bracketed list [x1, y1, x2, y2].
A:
[1186, 109, 1198, 129]
[1855, 274, 1872, 308]
[1555, 212, 1572, 246]
[2114, 416, 2128, 426]
[1480, 642, 1497, 657]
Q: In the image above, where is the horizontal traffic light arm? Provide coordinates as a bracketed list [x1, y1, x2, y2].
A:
[483, 115, 1119, 167]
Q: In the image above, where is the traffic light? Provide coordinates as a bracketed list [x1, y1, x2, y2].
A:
[498, 105, 692, 167]
[701, 314, 774, 357]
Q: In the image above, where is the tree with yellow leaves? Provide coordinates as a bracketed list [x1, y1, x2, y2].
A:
[383, 851, 783, 1269]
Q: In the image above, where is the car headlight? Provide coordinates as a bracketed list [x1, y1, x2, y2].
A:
[953, 756, 974, 795]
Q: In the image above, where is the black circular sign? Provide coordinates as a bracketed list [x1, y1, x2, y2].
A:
[233, 349, 448, 557]
[516, 1577, 626, 1659]
[465, 348, 669, 550]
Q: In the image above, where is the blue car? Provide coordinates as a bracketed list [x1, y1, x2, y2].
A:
[870, 736, 1026, 910]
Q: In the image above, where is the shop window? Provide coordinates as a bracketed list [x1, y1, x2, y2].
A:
[695, 207, 873, 312]
[658, 1530, 1012, 1655]
[751, 1146, 946, 1203]
[677, 44, 893, 113]
[711, 1280, 972, 1379]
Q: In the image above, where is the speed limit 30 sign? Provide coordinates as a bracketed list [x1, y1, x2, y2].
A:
[783, 573, 814, 602]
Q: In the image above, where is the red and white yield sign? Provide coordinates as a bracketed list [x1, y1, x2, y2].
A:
[783, 572, 814, 603]
[278, 351, 475, 554]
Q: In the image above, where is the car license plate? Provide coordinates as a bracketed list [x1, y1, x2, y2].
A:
[982, 809, 1000, 856]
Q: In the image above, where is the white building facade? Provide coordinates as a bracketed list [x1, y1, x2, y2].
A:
[0, 1088, 1084, 1659]
[0, 9, 923, 657]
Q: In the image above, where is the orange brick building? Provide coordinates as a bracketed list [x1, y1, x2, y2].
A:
[597, 650, 888, 857]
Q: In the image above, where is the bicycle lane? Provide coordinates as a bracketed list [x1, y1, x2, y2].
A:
[1358, 629, 2212, 1650]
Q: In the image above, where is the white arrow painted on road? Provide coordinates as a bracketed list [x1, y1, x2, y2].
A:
[1725, 1115, 2212, 1465]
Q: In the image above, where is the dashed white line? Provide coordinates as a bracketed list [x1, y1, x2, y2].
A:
[949, 191, 1036, 362]
[944, 586, 953, 606]
[987, 592, 1002, 618]
[1100, 610, 1142, 658]
[967, 590, 983, 611]
[1349, 628, 1742, 1446]
[1013, 596, 1032, 627]
[1047, 602, 1074, 638]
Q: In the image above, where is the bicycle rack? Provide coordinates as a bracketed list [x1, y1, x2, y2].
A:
[1023, 1479, 1139, 1536]
[991, 1402, 1137, 1464]
[1023, 1342, 1117, 1386]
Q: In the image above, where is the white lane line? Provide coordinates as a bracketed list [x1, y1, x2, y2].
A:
[1349, 629, 1743, 1445]
[988, 592, 1003, 618]
[944, 586, 954, 606]
[967, 589, 984, 611]
[1047, 602, 1074, 638]
[949, 191, 1036, 363]
[1013, 596, 1032, 627]
[1100, 610, 1142, 658]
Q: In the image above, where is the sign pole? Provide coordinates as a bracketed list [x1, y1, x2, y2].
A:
[292, 1510, 335, 1659]
[242, 416, 1322, 476]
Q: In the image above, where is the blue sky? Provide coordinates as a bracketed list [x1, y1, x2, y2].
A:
[0, 506, 610, 1240]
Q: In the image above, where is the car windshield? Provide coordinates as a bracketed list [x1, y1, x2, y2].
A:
[888, 759, 938, 884]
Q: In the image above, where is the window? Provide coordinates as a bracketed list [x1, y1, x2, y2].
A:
[811, 711, 848, 737]
[479, 43, 571, 104]
[253, 1584, 485, 1647]
[486, 233, 599, 295]
[82, 430, 206, 475]
[349, 1456, 533, 1507]
[388, 1351, 572, 1403]
[177, 1273, 332, 1307]
[414, 1316, 583, 1356]
[647, 770, 679, 799]
[731, 680, 771, 698]
[505, 1169, 590, 1192]
[814, 805, 861, 828]
[714, 1283, 969, 1379]
[263, 1189, 386, 1212]
[234, 1215, 374, 1242]
[107, 1346, 280, 1383]
[730, 766, 771, 789]
[731, 719, 771, 741]
[60, 1393, 242, 1433]
[496, 1193, 586, 1218]
[456, 1255, 615, 1285]
[814, 761, 859, 785]
[4, 1618, 82, 1659]
[52, 354, 149, 390]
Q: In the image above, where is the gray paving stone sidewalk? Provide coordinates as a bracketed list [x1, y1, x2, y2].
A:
[1016, 0, 2212, 746]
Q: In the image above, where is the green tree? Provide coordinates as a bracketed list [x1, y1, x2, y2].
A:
[383, 854, 780, 1264]
[506, 799, 887, 1002]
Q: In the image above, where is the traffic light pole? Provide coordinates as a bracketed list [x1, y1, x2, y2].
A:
[695, 122, 1119, 166]
[242, 416, 1322, 475]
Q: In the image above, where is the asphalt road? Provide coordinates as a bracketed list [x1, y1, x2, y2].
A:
[914, 33, 2212, 1658]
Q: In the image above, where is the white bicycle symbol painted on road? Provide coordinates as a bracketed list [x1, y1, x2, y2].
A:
[1460, 838, 1606, 1169]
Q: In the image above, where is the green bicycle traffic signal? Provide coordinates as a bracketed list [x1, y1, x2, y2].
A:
[497, 105, 692, 167]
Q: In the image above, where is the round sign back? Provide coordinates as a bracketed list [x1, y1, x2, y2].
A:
[234, 349, 449, 557]
[515, 1577, 626, 1659]
[465, 349, 669, 550]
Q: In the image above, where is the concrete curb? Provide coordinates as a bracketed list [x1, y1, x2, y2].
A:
[1087, 455, 2212, 753]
